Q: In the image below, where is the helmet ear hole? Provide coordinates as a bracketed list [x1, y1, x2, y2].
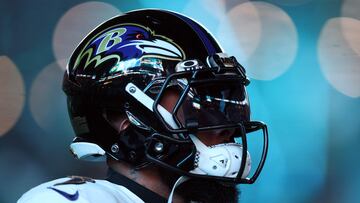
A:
[102, 109, 130, 133]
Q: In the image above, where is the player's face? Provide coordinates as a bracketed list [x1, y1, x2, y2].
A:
[105, 87, 236, 146]
[160, 89, 235, 146]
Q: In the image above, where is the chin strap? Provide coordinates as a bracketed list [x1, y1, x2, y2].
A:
[167, 176, 190, 203]
[189, 134, 251, 178]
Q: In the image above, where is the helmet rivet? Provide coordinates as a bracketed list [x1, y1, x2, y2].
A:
[129, 86, 136, 93]
[129, 150, 136, 161]
[154, 142, 164, 152]
[213, 165, 217, 170]
[111, 144, 119, 153]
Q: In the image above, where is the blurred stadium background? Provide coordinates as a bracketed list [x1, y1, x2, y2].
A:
[1, 0, 359, 202]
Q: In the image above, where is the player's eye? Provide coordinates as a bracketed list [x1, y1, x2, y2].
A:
[135, 33, 145, 39]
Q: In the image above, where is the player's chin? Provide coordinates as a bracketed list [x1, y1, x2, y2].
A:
[176, 178, 240, 203]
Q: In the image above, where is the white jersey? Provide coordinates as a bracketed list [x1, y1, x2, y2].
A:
[17, 176, 144, 203]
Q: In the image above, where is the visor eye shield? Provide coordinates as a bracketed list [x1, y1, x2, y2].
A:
[166, 81, 250, 130]
[152, 59, 250, 132]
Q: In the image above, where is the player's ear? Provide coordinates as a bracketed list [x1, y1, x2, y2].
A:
[102, 109, 130, 133]
[119, 119, 130, 131]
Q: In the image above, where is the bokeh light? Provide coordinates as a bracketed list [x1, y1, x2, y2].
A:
[138, 0, 189, 11]
[29, 60, 73, 136]
[318, 17, 360, 98]
[270, 0, 313, 7]
[0, 56, 25, 137]
[219, 2, 298, 80]
[181, 0, 227, 34]
[341, 0, 360, 20]
[341, 18, 360, 57]
[217, 2, 261, 66]
[196, 0, 227, 19]
[53, 1, 121, 70]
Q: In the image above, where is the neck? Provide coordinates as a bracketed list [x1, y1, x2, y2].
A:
[107, 158, 185, 203]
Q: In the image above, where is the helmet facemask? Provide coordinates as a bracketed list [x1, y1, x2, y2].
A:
[124, 56, 268, 184]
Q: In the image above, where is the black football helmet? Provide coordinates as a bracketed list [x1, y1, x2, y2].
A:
[63, 9, 268, 184]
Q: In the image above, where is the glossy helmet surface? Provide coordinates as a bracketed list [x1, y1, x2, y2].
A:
[63, 9, 268, 184]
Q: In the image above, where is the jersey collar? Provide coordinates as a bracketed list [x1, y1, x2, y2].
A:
[106, 168, 167, 203]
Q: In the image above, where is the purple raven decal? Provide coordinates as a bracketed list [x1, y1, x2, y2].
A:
[74, 24, 185, 71]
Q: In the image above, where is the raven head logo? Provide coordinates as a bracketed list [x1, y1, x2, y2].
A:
[73, 24, 185, 72]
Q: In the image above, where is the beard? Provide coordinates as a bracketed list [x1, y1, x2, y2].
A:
[176, 179, 240, 203]
[159, 167, 240, 203]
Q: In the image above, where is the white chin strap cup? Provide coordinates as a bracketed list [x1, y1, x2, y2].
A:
[189, 134, 251, 178]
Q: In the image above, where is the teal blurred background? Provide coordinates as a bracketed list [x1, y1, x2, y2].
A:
[1, 0, 359, 202]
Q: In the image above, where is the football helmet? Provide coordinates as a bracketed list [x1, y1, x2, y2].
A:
[63, 9, 268, 184]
